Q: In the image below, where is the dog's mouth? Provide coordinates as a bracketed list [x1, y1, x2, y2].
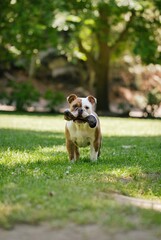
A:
[73, 117, 86, 124]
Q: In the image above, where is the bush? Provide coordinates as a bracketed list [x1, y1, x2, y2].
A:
[9, 81, 40, 111]
[0, 91, 9, 105]
[44, 90, 64, 112]
[144, 88, 161, 117]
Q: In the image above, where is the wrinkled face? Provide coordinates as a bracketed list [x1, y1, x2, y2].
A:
[67, 94, 96, 119]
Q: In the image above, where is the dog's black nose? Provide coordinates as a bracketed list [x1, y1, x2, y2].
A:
[78, 108, 83, 115]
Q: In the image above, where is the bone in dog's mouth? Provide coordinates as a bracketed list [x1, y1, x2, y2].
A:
[74, 118, 86, 123]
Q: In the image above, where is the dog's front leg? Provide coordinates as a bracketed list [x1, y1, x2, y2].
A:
[66, 139, 75, 162]
[66, 139, 79, 162]
[90, 145, 98, 162]
[74, 145, 80, 161]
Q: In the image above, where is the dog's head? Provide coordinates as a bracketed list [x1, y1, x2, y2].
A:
[67, 94, 97, 119]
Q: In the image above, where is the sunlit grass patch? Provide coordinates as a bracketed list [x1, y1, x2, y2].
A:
[0, 113, 161, 229]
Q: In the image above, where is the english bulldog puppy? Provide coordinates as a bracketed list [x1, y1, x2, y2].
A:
[64, 94, 101, 162]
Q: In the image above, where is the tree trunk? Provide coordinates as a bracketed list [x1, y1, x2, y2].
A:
[95, 47, 111, 113]
[28, 55, 37, 78]
[86, 59, 95, 94]
[95, 64, 110, 112]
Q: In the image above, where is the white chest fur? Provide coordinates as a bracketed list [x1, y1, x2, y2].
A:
[66, 121, 95, 147]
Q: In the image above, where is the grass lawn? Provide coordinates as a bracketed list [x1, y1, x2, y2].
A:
[0, 113, 161, 230]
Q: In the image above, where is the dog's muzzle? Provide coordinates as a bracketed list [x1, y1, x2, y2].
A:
[78, 108, 83, 117]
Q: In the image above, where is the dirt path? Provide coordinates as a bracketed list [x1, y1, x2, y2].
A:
[1, 195, 161, 240]
[0, 223, 161, 240]
[114, 194, 161, 211]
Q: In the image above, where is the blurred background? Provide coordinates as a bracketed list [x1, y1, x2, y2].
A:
[0, 0, 161, 117]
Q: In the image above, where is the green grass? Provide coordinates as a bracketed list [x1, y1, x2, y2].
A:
[0, 113, 161, 229]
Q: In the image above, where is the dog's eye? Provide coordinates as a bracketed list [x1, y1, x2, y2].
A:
[73, 104, 78, 108]
[85, 106, 89, 110]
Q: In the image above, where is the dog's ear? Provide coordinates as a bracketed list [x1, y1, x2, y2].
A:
[87, 95, 97, 105]
[67, 94, 78, 104]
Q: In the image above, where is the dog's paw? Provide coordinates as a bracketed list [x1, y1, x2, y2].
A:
[85, 115, 97, 128]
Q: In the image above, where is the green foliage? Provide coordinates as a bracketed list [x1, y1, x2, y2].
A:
[147, 89, 161, 106]
[133, 17, 161, 64]
[52, 0, 161, 64]
[1, 0, 161, 65]
[144, 88, 161, 117]
[0, 91, 8, 102]
[1, 0, 161, 111]
[9, 82, 40, 111]
[0, 0, 58, 66]
[44, 90, 64, 112]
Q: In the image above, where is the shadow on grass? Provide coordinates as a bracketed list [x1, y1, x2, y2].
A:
[0, 128, 65, 151]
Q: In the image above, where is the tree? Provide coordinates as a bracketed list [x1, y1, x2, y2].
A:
[53, 0, 161, 112]
[1, 1, 161, 112]
[0, 0, 58, 71]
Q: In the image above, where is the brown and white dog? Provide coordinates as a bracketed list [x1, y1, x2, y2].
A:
[64, 94, 101, 162]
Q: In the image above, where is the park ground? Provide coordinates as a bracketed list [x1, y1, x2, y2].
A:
[0, 113, 161, 239]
